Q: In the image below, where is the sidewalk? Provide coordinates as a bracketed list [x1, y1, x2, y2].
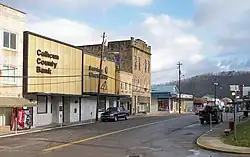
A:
[197, 117, 250, 154]
[0, 120, 95, 138]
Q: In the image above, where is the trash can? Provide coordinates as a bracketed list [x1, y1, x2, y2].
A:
[229, 121, 234, 131]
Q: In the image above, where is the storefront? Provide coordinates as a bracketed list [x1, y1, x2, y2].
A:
[151, 92, 172, 113]
[23, 31, 83, 127]
[82, 53, 119, 119]
[0, 97, 36, 132]
[175, 94, 194, 113]
[115, 71, 133, 113]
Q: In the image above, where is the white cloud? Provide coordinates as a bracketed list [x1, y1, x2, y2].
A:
[193, 0, 250, 73]
[26, 13, 213, 84]
[194, 0, 250, 28]
[27, 18, 101, 45]
[3, 0, 152, 11]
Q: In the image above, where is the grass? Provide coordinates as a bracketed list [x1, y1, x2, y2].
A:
[222, 119, 250, 147]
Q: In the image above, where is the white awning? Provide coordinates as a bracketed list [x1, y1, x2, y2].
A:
[0, 97, 37, 108]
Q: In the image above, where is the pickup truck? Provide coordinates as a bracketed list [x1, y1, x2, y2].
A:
[198, 105, 223, 124]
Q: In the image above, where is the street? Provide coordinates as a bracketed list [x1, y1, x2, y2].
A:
[0, 114, 246, 157]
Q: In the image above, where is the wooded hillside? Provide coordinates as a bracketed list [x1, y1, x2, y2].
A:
[167, 71, 250, 97]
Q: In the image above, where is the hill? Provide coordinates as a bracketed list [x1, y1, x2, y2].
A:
[166, 71, 250, 98]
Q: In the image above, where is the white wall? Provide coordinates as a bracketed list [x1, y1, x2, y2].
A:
[33, 96, 52, 127]
[51, 96, 62, 123]
[70, 97, 80, 122]
[0, 4, 26, 97]
[81, 97, 96, 121]
[63, 97, 70, 123]
[150, 98, 158, 113]
[0, 108, 11, 126]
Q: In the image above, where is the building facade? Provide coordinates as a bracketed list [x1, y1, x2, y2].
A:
[82, 53, 118, 119]
[80, 37, 151, 114]
[0, 3, 30, 132]
[116, 71, 133, 114]
[151, 92, 172, 113]
[151, 84, 179, 113]
[0, 4, 25, 97]
[151, 84, 194, 113]
[176, 94, 194, 112]
[23, 31, 83, 127]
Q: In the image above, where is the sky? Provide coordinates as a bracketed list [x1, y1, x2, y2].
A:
[2, 0, 250, 84]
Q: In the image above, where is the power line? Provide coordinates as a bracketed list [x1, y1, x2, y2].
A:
[0, 73, 150, 91]
[0, 79, 82, 88]
[151, 67, 177, 74]
[0, 75, 82, 78]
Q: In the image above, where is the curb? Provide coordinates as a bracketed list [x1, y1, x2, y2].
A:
[196, 128, 250, 154]
[0, 122, 95, 139]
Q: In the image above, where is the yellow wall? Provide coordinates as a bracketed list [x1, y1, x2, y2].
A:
[26, 33, 82, 95]
[83, 54, 116, 94]
[116, 71, 133, 96]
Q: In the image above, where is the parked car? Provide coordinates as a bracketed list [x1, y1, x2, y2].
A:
[101, 107, 129, 122]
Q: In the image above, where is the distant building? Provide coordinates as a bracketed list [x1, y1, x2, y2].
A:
[202, 94, 221, 106]
[193, 98, 207, 111]
[151, 84, 194, 113]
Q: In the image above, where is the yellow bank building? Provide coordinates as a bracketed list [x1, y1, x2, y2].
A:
[22, 31, 124, 127]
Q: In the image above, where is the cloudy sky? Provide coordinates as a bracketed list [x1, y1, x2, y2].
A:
[2, 0, 250, 84]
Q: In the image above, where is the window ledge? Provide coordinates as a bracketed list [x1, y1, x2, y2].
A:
[2, 82, 17, 85]
[2, 47, 17, 52]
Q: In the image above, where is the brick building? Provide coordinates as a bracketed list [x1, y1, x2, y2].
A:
[79, 37, 151, 114]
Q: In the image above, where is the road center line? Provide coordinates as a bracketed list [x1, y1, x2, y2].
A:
[43, 116, 185, 152]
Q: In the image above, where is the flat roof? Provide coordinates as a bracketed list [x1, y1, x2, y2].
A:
[24, 31, 83, 50]
[0, 3, 26, 14]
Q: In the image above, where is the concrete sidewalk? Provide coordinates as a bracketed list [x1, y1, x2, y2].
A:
[0, 120, 95, 139]
[197, 119, 250, 154]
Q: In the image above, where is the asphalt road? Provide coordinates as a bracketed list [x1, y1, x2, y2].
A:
[0, 114, 247, 157]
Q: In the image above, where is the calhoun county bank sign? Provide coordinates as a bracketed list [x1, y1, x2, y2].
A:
[36, 49, 59, 74]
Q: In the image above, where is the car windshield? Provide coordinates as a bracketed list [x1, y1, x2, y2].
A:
[106, 107, 117, 112]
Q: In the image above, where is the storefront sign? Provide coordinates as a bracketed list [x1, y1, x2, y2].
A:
[36, 49, 59, 74]
[151, 92, 171, 99]
[88, 65, 108, 80]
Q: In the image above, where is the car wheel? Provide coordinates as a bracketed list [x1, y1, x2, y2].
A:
[114, 116, 118, 122]
[125, 115, 128, 120]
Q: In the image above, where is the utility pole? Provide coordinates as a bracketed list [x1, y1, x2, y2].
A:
[177, 62, 182, 114]
[214, 80, 218, 106]
[96, 32, 106, 122]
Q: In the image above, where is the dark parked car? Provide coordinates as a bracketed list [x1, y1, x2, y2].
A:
[101, 107, 129, 122]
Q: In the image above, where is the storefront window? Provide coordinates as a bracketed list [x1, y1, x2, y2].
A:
[98, 97, 106, 112]
[158, 100, 169, 111]
[37, 96, 47, 114]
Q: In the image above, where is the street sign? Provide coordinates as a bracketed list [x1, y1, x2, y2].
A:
[230, 85, 240, 91]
